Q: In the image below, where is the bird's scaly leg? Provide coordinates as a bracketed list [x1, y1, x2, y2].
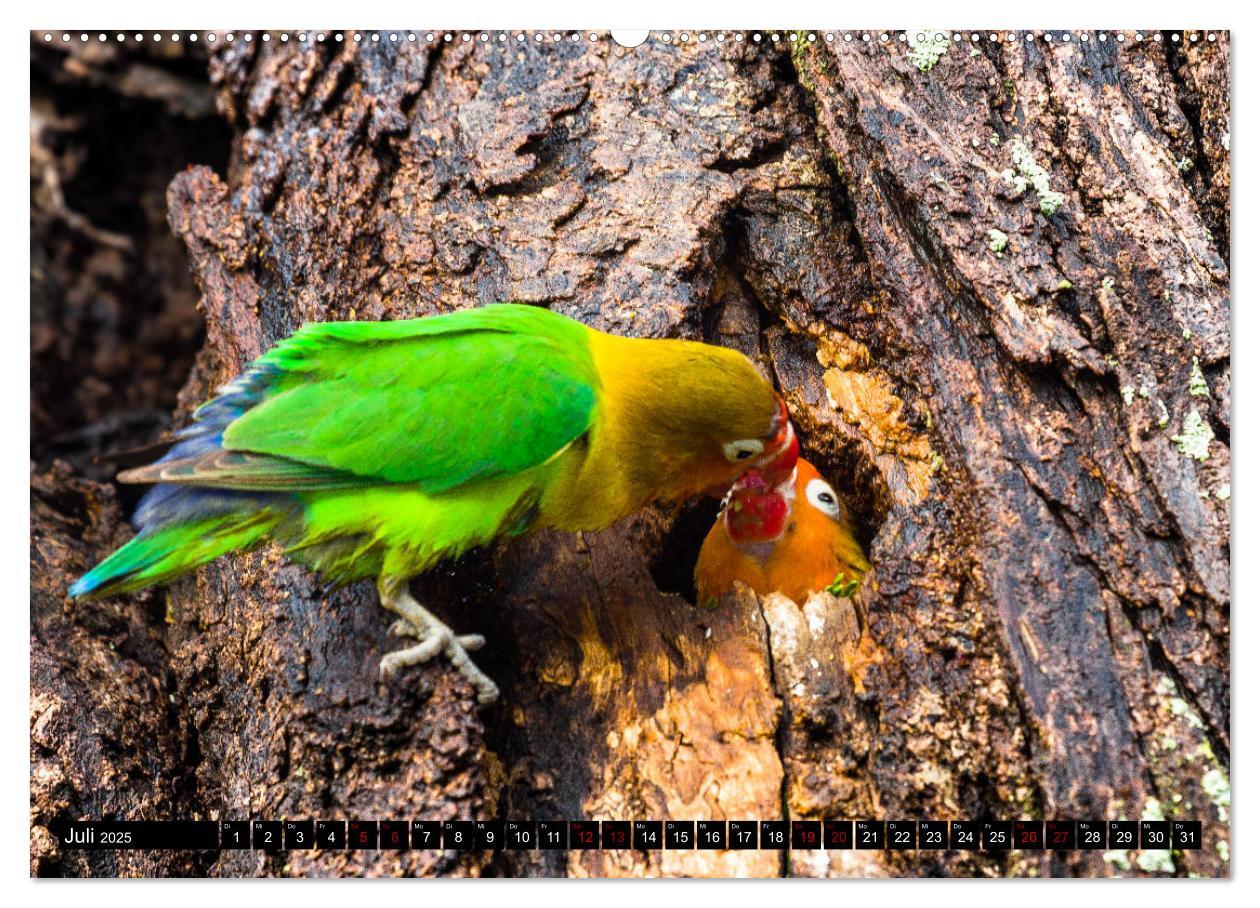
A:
[376, 578, 500, 705]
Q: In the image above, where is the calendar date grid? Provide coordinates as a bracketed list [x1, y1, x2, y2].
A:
[54, 818, 1204, 852]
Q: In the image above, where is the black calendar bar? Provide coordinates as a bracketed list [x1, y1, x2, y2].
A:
[51, 818, 1205, 851]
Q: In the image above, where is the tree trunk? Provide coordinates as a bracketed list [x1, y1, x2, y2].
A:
[31, 29, 1229, 878]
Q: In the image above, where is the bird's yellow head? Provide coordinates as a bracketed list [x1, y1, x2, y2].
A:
[594, 336, 798, 503]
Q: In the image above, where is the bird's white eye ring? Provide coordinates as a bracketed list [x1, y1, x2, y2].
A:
[722, 438, 764, 463]
[806, 478, 841, 518]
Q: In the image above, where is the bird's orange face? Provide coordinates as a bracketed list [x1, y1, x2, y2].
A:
[696, 458, 869, 606]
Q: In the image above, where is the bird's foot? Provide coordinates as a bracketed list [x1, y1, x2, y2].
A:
[378, 627, 500, 704]
[376, 583, 499, 705]
[388, 619, 485, 652]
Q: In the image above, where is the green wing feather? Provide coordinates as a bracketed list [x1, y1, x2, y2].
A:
[221, 303, 598, 492]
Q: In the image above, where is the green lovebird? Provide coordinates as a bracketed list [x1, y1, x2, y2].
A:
[71, 303, 798, 703]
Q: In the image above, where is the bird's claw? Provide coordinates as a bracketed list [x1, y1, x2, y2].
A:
[379, 619, 499, 704]
[389, 619, 485, 652]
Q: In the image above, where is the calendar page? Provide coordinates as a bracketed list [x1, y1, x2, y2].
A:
[29, 19, 1231, 882]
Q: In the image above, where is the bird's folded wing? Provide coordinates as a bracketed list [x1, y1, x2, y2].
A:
[117, 449, 372, 489]
[138, 305, 600, 494]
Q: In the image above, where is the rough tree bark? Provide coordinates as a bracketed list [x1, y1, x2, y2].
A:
[31, 29, 1229, 878]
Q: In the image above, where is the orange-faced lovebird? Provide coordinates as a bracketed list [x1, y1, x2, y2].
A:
[695, 459, 868, 607]
[71, 303, 798, 703]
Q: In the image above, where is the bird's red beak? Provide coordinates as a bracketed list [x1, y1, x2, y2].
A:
[758, 397, 799, 486]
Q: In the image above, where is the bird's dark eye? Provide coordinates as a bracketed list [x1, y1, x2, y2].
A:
[806, 478, 841, 517]
[723, 439, 765, 463]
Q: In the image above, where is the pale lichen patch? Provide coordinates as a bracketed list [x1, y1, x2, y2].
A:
[1188, 356, 1209, 397]
[1202, 768, 1230, 822]
[1002, 138, 1067, 216]
[1137, 848, 1175, 874]
[907, 29, 951, 72]
[1162, 677, 1206, 731]
[1171, 407, 1215, 461]
[1103, 849, 1132, 872]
